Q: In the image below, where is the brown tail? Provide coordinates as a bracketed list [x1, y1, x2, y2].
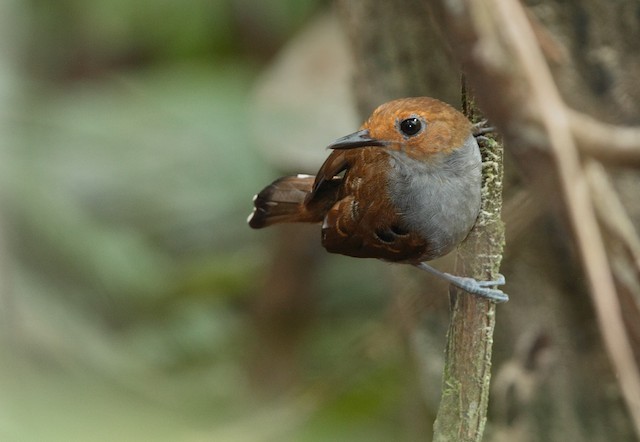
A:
[248, 175, 321, 228]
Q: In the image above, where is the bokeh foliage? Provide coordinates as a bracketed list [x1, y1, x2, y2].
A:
[0, 1, 425, 440]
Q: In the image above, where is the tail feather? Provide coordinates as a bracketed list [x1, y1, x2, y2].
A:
[248, 175, 318, 228]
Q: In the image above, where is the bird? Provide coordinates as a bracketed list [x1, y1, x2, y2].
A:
[248, 97, 507, 303]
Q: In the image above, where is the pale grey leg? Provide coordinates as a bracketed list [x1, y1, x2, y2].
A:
[414, 262, 509, 303]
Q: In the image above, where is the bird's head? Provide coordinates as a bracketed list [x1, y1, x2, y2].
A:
[327, 97, 473, 161]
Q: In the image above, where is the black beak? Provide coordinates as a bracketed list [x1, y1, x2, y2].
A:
[327, 129, 388, 150]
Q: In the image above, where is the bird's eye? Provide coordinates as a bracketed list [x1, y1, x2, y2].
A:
[399, 118, 423, 137]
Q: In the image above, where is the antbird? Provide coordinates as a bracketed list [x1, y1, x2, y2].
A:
[248, 97, 507, 303]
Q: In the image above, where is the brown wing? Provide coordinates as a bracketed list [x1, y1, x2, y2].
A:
[317, 149, 430, 262]
[306, 150, 349, 202]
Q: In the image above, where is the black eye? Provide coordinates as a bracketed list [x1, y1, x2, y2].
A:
[399, 118, 422, 136]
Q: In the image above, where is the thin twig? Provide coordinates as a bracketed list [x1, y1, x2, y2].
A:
[586, 161, 640, 271]
[586, 160, 640, 317]
[570, 110, 640, 167]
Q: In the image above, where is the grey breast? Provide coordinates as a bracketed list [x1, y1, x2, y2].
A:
[386, 134, 482, 260]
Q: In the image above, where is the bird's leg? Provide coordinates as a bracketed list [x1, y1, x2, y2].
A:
[414, 262, 509, 303]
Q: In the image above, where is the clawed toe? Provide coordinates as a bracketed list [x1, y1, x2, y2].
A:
[449, 275, 509, 303]
[475, 273, 505, 287]
[472, 119, 495, 136]
[468, 286, 509, 303]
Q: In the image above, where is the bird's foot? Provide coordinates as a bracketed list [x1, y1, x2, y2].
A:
[414, 262, 509, 303]
[472, 119, 495, 137]
[442, 273, 508, 303]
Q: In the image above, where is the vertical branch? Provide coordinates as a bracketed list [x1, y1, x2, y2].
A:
[433, 84, 505, 442]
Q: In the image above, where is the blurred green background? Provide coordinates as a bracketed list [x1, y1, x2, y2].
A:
[0, 1, 432, 440]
